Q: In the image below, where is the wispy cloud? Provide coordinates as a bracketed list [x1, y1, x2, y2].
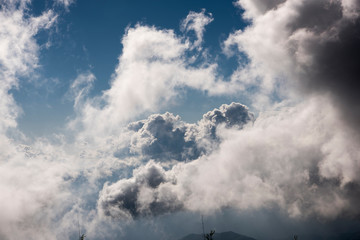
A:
[181, 9, 213, 50]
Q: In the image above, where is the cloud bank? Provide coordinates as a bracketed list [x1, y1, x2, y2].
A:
[99, 97, 360, 221]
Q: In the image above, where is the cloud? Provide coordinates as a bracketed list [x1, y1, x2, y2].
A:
[127, 112, 200, 162]
[198, 102, 255, 138]
[225, 0, 360, 126]
[234, 0, 286, 19]
[0, 0, 56, 135]
[1, 1, 359, 239]
[98, 161, 183, 220]
[66, 72, 95, 110]
[68, 10, 258, 143]
[55, 0, 75, 8]
[0, 2, 76, 239]
[126, 103, 254, 162]
[98, 103, 255, 220]
[69, 24, 219, 139]
[0, 0, 56, 155]
[181, 9, 213, 49]
[99, 97, 360, 220]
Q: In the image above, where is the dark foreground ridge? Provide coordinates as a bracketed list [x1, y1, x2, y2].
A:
[179, 231, 257, 240]
[179, 231, 360, 240]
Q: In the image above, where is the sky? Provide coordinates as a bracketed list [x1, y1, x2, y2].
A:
[0, 0, 360, 240]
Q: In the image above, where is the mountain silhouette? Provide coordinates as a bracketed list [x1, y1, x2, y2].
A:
[179, 231, 257, 240]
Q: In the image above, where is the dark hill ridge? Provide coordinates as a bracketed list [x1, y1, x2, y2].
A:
[273, 231, 360, 240]
[179, 231, 257, 240]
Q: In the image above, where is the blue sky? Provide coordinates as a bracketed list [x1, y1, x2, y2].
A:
[1, 0, 360, 239]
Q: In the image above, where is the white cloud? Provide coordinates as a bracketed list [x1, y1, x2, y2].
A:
[234, 0, 286, 19]
[67, 72, 95, 109]
[55, 0, 75, 8]
[181, 9, 213, 49]
[69, 21, 247, 141]
[0, 2, 76, 239]
[124, 102, 254, 162]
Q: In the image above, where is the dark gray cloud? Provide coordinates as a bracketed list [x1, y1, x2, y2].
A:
[304, 18, 360, 128]
[287, 0, 360, 129]
[127, 103, 254, 162]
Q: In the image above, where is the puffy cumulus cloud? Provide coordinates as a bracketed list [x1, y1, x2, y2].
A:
[197, 102, 255, 138]
[181, 9, 213, 49]
[99, 97, 360, 221]
[128, 112, 200, 162]
[225, 0, 360, 126]
[126, 103, 254, 162]
[98, 161, 183, 220]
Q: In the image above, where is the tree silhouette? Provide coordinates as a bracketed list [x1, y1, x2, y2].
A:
[204, 230, 215, 240]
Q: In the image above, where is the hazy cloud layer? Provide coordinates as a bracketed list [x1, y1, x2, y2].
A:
[0, 2, 76, 239]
